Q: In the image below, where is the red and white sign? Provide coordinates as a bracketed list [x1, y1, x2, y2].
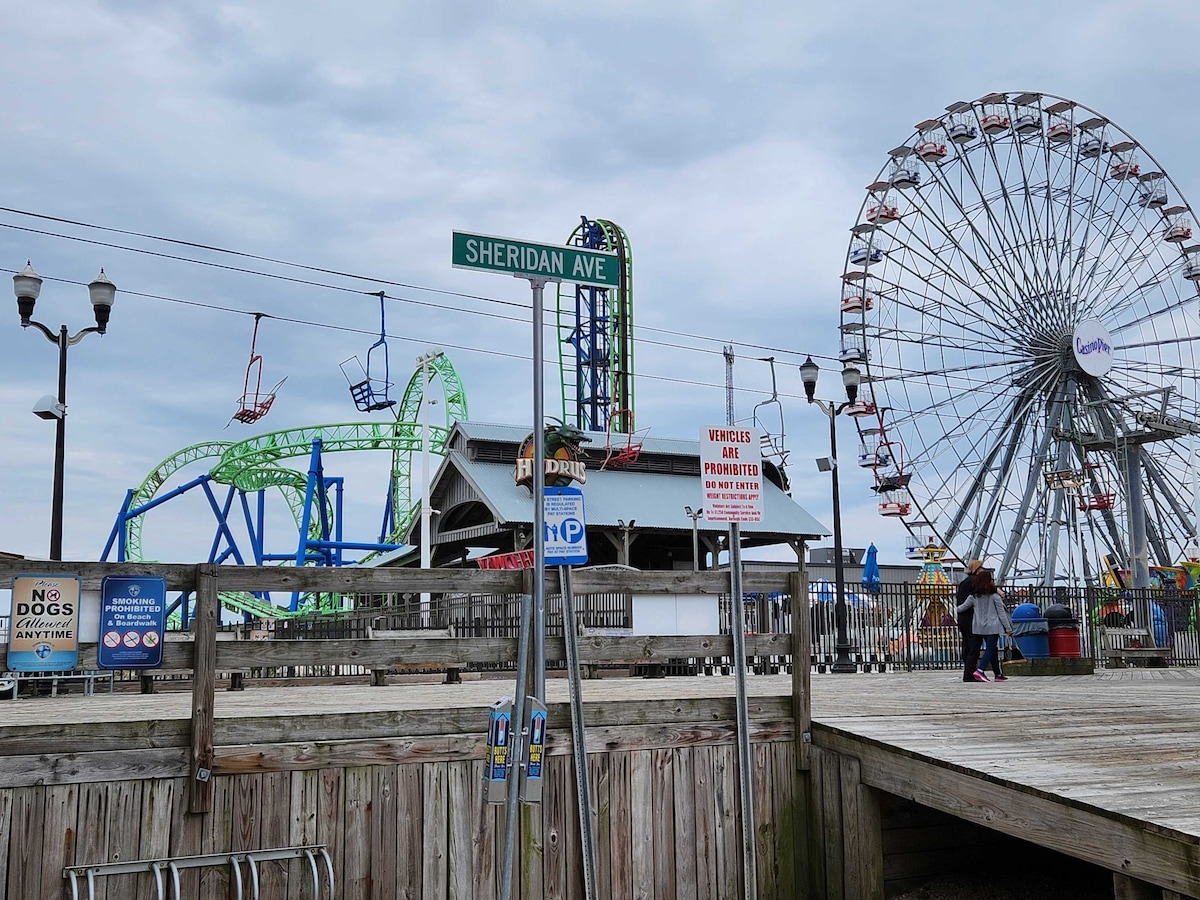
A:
[699, 426, 763, 523]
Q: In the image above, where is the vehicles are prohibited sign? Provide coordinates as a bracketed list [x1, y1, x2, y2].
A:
[700, 426, 763, 523]
[544, 486, 588, 566]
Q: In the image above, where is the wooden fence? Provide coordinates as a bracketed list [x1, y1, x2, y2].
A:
[0, 561, 810, 900]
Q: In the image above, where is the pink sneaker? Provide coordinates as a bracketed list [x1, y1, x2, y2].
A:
[972, 670, 989, 682]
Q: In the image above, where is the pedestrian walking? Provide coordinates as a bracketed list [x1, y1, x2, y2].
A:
[957, 568, 1012, 682]
[955, 559, 984, 682]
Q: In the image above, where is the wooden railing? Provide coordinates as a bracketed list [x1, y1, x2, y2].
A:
[0, 561, 807, 812]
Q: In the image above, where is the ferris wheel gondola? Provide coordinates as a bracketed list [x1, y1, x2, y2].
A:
[839, 90, 1200, 587]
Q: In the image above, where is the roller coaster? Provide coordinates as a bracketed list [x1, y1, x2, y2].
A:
[101, 215, 635, 621]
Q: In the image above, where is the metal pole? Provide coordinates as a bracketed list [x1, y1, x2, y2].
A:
[50, 326, 68, 561]
[420, 355, 433, 626]
[1124, 441, 1151, 590]
[560, 565, 598, 899]
[531, 277, 548, 702]
[499, 590, 533, 900]
[723, 346, 757, 899]
[830, 405, 855, 673]
[728, 522, 757, 898]
[691, 515, 700, 572]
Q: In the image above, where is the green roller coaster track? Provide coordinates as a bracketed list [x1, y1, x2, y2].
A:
[121, 354, 468, 619]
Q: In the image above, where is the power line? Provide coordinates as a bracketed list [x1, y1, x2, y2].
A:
[0, 207, 837, 363]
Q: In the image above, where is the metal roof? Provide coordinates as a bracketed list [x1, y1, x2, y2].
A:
[438, 451, 829, 539]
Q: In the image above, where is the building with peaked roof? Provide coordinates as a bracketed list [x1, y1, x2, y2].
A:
[403, 422, 828, 569]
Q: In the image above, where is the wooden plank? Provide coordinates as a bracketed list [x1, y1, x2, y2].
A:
[74, 784, 106, 899]
[520, 802, 544, 900]
[371, 765, 398, 900]
[396, 764, 423, 899]
[105, 780, 144, 899]
[190, 563, 219, 813]
[316, 769, 345, 900]
[422, 763, 448, 900]
[588, 752, 612, 900]
[0, 748, 188, 789]
[714, 743, 741, 900]
[859, 783, 884, 900]
[343, 766, 372, 900]
[652, 747, 677, 900]
[629, 750, 655, 898]
[792, 570, 812, 772]
[198, 776, 233, 900]
[445, 760, 473, 900]
[39, 783, 77, 900]
[172, 771, 203, 897]
[9, 787, 45, 900]
[771, 743, 798, 899]
[608, 751, 633, 900]
[232, 773, 263, 852]
[672, 748, 698, 900]
[561, 748, 584, 900]
[469, 759, 499, 900]
[0, 788, 13, 900]
[815, 747, 843, 900]
[751, 743, 775, 900]
[839, 755, 863, 900]
[542, 753, 568, 898]
[288, 769, 319, 900]
[818, 727, 1200, 898]
[258, 771, 292, 899]
[692, 746, 718, 900]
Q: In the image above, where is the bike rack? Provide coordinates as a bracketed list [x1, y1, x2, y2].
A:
[65, 845, 334, 900]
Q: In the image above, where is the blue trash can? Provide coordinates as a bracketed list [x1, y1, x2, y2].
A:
[1011, 602, 1049, 658]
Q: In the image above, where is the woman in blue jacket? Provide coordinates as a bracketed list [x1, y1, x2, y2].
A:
[956, 569, 1012, 682]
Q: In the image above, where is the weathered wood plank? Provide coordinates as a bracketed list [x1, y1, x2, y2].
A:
[0, 788, 13, 900]
[190, 563, 218, 813]
[672, 748, 698, 900]
[0, 748, 188, 789]
[371, 764, 398, 900]
[258, 771, 292, 899]
[232, 773, 263, 853]
[74, 784, 106, 899]
[771, 743, 798, 899]
[422, 762, 448, 900]
[105, 780, 144, 898]
[446, 760, 473, 900]
[839, 755, 863, 900]
[343, 766, 372, 900]
[652, 747, 677, 900]
[287, 769, 319, 900]
[713, 744, 740, 900]
[792, 569, 812, 771]
[396, 764, 423, 899]
[815, 747, 843, 900]
[588, 752, 612, 900]
[543, 753, 568, 899]
[316, 769, 345, 900]
[608, 751, 633, 900]
[198, 776, 233, 900]
[520, 802, 544, 900]
[692, 746, 718, 900]
[9, 787, 45, 900]
[752, 743, 775, 900]
[629, 750, 654, 898]
[39, 783, 76, 900]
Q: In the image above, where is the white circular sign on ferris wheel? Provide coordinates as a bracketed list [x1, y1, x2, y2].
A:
[1073, 319, 1115, 377]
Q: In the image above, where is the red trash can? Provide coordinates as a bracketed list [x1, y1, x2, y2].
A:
[1048, 625, 1081, 657]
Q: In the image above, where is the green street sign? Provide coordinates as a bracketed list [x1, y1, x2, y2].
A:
[452, 231, 620, 288]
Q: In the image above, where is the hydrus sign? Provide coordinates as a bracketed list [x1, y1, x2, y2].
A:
[1072, 319, 1114, 377]
[7, 575, 81, 671]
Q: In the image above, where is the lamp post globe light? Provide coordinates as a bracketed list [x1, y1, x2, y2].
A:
[14, 262, 116, 561]
[800, 356, 861, 674]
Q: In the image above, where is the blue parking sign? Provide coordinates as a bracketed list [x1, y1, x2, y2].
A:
[544, 486, 588, 566]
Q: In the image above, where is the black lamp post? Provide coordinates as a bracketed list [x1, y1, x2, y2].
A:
[800, 355, 861, 674]
[14, 262, 117, 561]
[684, 506, 704, 571]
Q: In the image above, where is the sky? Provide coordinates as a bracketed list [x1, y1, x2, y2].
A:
[3, 0, 1200, 570]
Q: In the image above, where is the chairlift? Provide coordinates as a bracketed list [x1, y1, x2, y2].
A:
[228, 314, 286, 427]
[857, 427, 888, 468]
[340, 292, 398, 412]
[600, 408, 649, 469]
[751, 357, 790, 482]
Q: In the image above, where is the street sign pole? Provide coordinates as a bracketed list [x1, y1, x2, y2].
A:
[531, 277, 547, 704]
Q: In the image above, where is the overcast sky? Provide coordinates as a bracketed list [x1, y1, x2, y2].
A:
[3, 0, 1199, 569]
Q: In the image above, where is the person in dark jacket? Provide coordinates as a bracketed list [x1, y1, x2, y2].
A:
[957, 568, 1013, 682]
[956, 560, 984, 682]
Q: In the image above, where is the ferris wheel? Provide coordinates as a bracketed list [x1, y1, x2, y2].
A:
[840, 90, 1200, 587]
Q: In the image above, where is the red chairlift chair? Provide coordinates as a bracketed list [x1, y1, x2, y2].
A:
[228, 314, 286, 427]
[600, 408, 647, 470]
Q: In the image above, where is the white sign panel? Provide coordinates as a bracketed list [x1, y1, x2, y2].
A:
[699, 426, 763, 523]
[543, 486, 588, 566]
[1072, 318, 1114, 377]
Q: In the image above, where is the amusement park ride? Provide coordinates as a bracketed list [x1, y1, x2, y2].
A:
[100, 216, 647, 620]
[839, 90, 1200, 590]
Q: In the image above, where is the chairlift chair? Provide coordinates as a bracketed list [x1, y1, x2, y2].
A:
[600, 408, 648, 469]
[341, 292, 398, 412]
[229, 314, 286, 426]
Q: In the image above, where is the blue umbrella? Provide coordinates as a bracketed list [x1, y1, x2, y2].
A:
[862, 543, 882, 593]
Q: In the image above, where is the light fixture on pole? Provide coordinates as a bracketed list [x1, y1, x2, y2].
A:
[684, 506, 705, 571]
[14, 262, 116, 561]
[799, 355, 861, 674]
[616, 518, 636, 566]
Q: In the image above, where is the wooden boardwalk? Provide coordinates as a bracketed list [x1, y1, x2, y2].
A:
[1, 668, 1197, 896]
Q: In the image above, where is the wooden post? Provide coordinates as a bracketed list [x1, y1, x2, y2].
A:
[189, 563, 218, 814]
[839, 755, 883, 900]
[791, 569, 811, 772]
[1113, 874, 1164, 900]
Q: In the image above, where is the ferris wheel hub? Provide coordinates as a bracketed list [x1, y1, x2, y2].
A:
[1071, 319, 1115, 377]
